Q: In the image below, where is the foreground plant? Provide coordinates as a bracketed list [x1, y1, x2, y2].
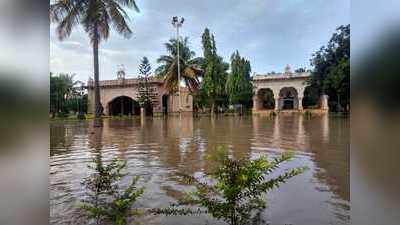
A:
[81, 156, 144, 225]
[152, 147, 307, 225]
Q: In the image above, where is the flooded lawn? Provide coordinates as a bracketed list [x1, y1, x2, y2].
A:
[50, 115, 349, 225]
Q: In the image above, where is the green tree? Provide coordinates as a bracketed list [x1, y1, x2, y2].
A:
[201, 28, 229, 114]
[226, 51, 253, 109]
[324, 58, 349, 111]
[152, 147, 307, 225]
[81, 156, 144, 225]
[156, 37, 204, 93]
[294, 67, 306, 73]
[192, 87, 209, 112]
[308, 24, 350, 111]
[50, 0, 140, 122]
[50, 72, 80, 117]
[137, 57, 157, 115]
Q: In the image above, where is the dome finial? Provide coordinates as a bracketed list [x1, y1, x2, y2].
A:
[284, 64, 292, 76]
[117, 64, 125, 80]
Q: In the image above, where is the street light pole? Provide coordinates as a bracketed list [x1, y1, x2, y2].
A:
[172, 16, 184, 113]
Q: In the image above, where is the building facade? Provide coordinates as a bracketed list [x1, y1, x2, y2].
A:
[252, 66, 329, 114]
[87, 75, 193, 116]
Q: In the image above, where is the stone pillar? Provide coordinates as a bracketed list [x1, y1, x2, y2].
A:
[298, 97, 303, 110]
[297, 88, 304, 111]
[253, 95, 259, 111]
[104, 105, 109, 116]
[320, 95, 329, 111]
[274, 98, 280, 110]
[140, 107, 145, 117]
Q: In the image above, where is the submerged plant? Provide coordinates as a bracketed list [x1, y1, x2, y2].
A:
[152, 147, 307, 225]
[81, 156, 144, 225]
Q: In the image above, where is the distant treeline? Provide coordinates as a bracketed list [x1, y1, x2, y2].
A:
[50, 25, 350, 116]
[50, 73, 87, 118]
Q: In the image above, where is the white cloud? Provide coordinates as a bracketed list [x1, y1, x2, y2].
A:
[50, 0, 349, 81]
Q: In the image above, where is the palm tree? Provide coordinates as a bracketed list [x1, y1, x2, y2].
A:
[156, 37, 203, 93]
[50, 73, 79, 116]
[50, 0, 139, 123]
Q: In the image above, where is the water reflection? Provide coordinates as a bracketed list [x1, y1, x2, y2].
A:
[50, 115, 349, 225]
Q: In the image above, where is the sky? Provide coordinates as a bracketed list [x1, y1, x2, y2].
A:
[50, 0, 350, 83]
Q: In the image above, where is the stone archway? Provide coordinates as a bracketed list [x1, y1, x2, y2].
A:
[256, 88, 275, 110]
[107, 96, 140, 116]
[279, 87, 299, 110]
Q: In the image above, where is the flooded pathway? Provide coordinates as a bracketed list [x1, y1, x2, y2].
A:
[50, 115, 349, 225]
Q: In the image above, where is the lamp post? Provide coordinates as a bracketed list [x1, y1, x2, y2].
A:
[172, 16, 184, 113]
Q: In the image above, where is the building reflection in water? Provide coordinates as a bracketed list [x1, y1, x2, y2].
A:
[50, 115, 349, 225]
[251, 114, 349, 224]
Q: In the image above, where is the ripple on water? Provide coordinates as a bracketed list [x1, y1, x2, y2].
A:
[50, 116, 349, 225]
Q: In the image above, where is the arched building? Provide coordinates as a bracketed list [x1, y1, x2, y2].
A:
[87, 74, 193, 116]
[252, 66, 328, 114]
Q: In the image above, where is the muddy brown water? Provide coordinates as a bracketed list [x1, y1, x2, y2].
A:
[50, 115, 349, 225]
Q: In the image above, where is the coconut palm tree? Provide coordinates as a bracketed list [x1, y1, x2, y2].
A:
[156, 37, 203, 93]
[50, 73, 79, 116]
[50, 0, 139, 123]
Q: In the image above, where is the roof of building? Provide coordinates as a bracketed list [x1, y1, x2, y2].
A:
[87, 76, 163, 87]
[252, 72, 310, 81]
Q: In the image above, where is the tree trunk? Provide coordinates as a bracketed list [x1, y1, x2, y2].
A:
[337, 92, 341, 112]
[93, 28, 103, 127]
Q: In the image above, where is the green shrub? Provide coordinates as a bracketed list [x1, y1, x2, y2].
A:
[152, 147, 307, 225]
[77, 113, 86, 120]
[56, 111, 68, 118]
[81, 156, 144, 225]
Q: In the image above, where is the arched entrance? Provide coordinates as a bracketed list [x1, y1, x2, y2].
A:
[279, 87, 298, 110]
[257, 88, 275, 109]
[108, 96, 140, 116]
[162, 94, 168, 114]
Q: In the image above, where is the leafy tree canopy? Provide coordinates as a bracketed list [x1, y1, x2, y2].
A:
[226, 51, 253, 107]
[308, 24, 350, 111]
[156, 37, 203, 93]
[200, 28, 229, 113]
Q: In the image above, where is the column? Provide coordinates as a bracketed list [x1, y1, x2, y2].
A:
[253, 95, 259, 111]
[297, 88, 304, 111]
[274, 98, 280, 110]
[140, 107, 145, 117]
[320, 95, 329, 110]
[104, 105, 109, 116]
[298, 97, 303, 110]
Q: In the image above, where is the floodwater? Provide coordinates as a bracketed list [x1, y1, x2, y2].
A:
[50, 114, 349, 225]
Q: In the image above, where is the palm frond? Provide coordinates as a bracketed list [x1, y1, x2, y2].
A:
[49, 1, 69, 23]
[188, 57, 204, 66]
[113, 0, 140, 12]
[157, 55, 174, 64]
[53, 0, 83, 40]
[157, 37, 203, 93]
[106, 0, 133, 38]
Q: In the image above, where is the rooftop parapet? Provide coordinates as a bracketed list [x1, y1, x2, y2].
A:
[252, 72, 310, 81]
[87, 76, 164, 88]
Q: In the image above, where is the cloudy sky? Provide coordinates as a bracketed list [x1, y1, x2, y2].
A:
[50, 0, 349, 82]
